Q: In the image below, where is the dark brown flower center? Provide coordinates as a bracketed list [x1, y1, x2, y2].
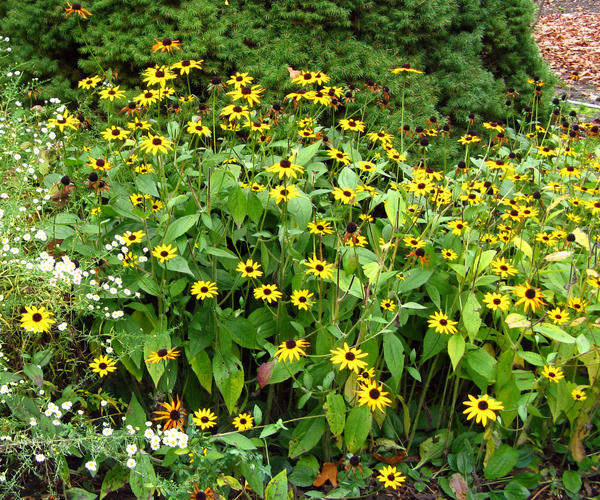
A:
[343, 190, 351, 197]
[72, 3, 82, 9]
[493, 298, 501, 305]
[112, 129, 120, 135]
[155, 70, 165, 78]
[161, 251, 168, 257]
[263, 288, 272, 295]
[525, 289, 536, 299]
[96, 159, 105, 167]
[153, 138, 162, 145]
[280, 159, 291, 169]
[233, 106, 242, 113]
[32, 313, 43, 322]
[345, 352, 355, 361]
[99, 362, 107, 370]
[239, 418, 246, 424]
[548, 371, 555, 378]
[349, 455, 360, 466]
[440, 319, 447, 326]
[286, 339, 296, 349]
[369, 389, 380, 399]
[387, 473, 396, 481]
[298, 296, 306, 302]
[201, 416, 209, 423]
[145, 92, 153, 98]
[162, 38, 172, 45]
[195, 492, 206, 500]
[245, 266, 254, 273]
[280, 189, 289, 196]
[241, 86, 251, 95]
[200, 287, 208, 293]
[477, 401, 488, 410]
[315, 264, 324, 272]
[157, 349, 168, 357]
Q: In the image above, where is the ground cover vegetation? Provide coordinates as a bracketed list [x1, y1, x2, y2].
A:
[0, 2, 599, 499]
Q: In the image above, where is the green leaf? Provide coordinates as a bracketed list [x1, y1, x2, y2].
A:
[66, 488, 97, 500]
[247, 192, 264, 224]
[288, 195, 312, 229]
[534, 323, 576, 344]
[562, 470, 582, 493]
[296, 139, 322, 165]
[240, 461, 265, 498]
[100, 465, 128, 499]
[517, 351, 544, 367]
[462, 295, 481, 342]
[227, 186, 247, 226]
[125, 393, 146, 430]
[163, 214, 199, 244]
[265, 469, 289, 500]
[465, 347, 496, 385]
[23, 363, 43, 387]
[217, 433, 257, 450]
[447, 334, 465, 370]
[165, 256, 195, 277]
[397, 268, 433, 293]
[344, 405, 372, 454]
[416, 430, 452, 469]
[384, 189, 405, 227]
[324, 393, 346, 437]
[484, 444, 519, 479]
[206, 246, 238, 260]
[213, 351, 244, 414]
[503, 480, 531, 500]
[129, 454, 156, 499]
[143, 332, 170, 388]
[289, 414, 326, 458]
[289, 465, 317, 487]
[383, 334, 404, 390]
[189, 350, 212, 393]
[135, 175, 159, 197]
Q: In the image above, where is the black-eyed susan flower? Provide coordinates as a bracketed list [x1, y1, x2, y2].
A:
[290, 289, 314, 310]
[140, 133, 174, 155]
[134, 89, 160, 107]
[126, 118, 150, 132]
[20, 306, 55, 333]
[542, 365, 564, 383]
[331, 187, 356, 205]
[227, 72, 254, 88]
[330, 343, 369, 372]
[220, 104, 250, 122]
[227, 85, 264, 106]
[101, 126, 129, 141]
[356, 380, 392, 412]
[307, 220, 333, 235]
[567, 297, 587, 313]
[380, 299, 396, 311]
[572, 389, 586, 401]
[171, 59, 203, 76]
[267, 157, 304, 179]
[391, 64, 423, 74]
[458, 134, 481, 145]
[192, 408, 217, 430]
[146, 347, 180, 364]
[48, 109, 79, 131]
[339, 118, 366, 133]
[377, 465, 406, 490]
[483, 292, 510, 311]
[326, 148, 351, 165]
[305, 255, 334, 279]
[151, 199, 164, 212]
[513, 282, 546, 312]
[547, 307, 570, 325]
[403, 236, 426, 249]
[367, 129, 394, 144]
[269, 184, 299, 204]
[536, 146, 557, 158]
[135, 164, 153, 175]
[357, 367, 375, 386]
[491, 257, 518, 279]
[142, 65, 177, 88]
[253, 284, 282, 304]
[87, 157, 112, 172]
[122, 253, 139, 267]
[188, 484, 215, 500]
[232, 413, 254, 431]
[89, 355, 117, 378]
[427, 311, 458, 335]
[186, 120, 211, 137]
[78, 75, 101, 89]
[154, 396, 186, 431]
[152, 243, 177, 263]
[274, 339, 310, 362]
[152, 37, 182, 54]
[121, 230, 145, 246]
[65, 2, 92, 19]
[441, 249, 458, 261]
[98, 85, 126, 101]
[447, 219, 469, 235]
[462, 394, 504, 426]
[191, 280, 218, 300]
[236, 259, 263, 279]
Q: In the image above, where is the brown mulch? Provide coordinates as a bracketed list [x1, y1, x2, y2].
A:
[533, 0, 600, 103]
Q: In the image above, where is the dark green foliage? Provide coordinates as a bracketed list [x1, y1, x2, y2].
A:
[2, 0, 553, 122]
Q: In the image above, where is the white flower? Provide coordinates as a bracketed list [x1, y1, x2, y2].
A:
[52, 419, 61, 426]
[150, 436, 161, 450]
[126, 458, 137, 469]
[105, 347, 113, 354]
[102, 428, 113, 437]
[35, 454, 45, 462]
[61, 401, 73, 410]
[126, 444, 137, 456]
[100, 400, 108, 407]
[29, 417, 37, 427]
[144, 428, 155, 439]
[57, 322, 68, 331]
[85, 460, 97, 473]
[0, 472, 5, 482]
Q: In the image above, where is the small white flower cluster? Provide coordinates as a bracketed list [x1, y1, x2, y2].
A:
[36, 253, 84, 286]
[44, 402, 62, 421]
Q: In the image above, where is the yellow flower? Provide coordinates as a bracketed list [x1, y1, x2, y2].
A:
[191, 280, 218, 300]
[491, 257, 518, 278]
[146, 347, 180, 364]
[380, 299, 396, 311]
[571, 389, 586, 401]
[462, 394, 504, 426]
[513, 283, 546, 312]
[142, 65, 176, 88]
[101, 126, 129, 141]
[542, 365, 564, 383]
[78, 75, 101, 89]
[427, 311, 458, 335]
[274, 339, 310, 362]
[308, 220, 334, 235]
[192, 408, 217, 430]
[267, 157, 304, 179]
[483, 292, 510, 311]
[377, 465, 406, 490]
[140, 133, 174, 155]
[547, 307, 569, 325]
[98, 85, 126, 101]
[152, 243, 177, 263]
[152, 37, 182, 54]
[269, 184, 299, 204]
[332, 187, 356, 205]
[356, 380, 392, 412]
[232, 413, 254, 431]
[171, 59, 203, 75]
[89, 355, 117, 378]
[326, 148, 351, 165]
[330, 343, 369, 372]
[253, 284, 282, 304]
[304, 255, 334, 279]
[236, 259, 263, 279]
[20, 306, 55, 333]
[290, 289, 314, 310]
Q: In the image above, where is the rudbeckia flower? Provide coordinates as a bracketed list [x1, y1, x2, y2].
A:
[377, 465, 406, 490]
[152, 243, 177, 263]
[290, 289, 314, 310]
[140, 133, 174, 155]
[192, 408, 217, 430]
[274, 339, 310, 362]
[330, 343, 369, 372]
[513, 283, 546, 312]
[89, 355, 117, 378]
[427, 311, 458, 335]
[20, 306, 56, 333]
[232, 413, 254, 431]
[462, 394, 504, 426]
[152, 37, 182, 54]
[356, 380, 392, 412]
[542, 365, 564, 383]
[154, 396, 186, 431]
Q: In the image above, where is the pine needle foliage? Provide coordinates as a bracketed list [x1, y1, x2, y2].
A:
[2, 0, 553, 122]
